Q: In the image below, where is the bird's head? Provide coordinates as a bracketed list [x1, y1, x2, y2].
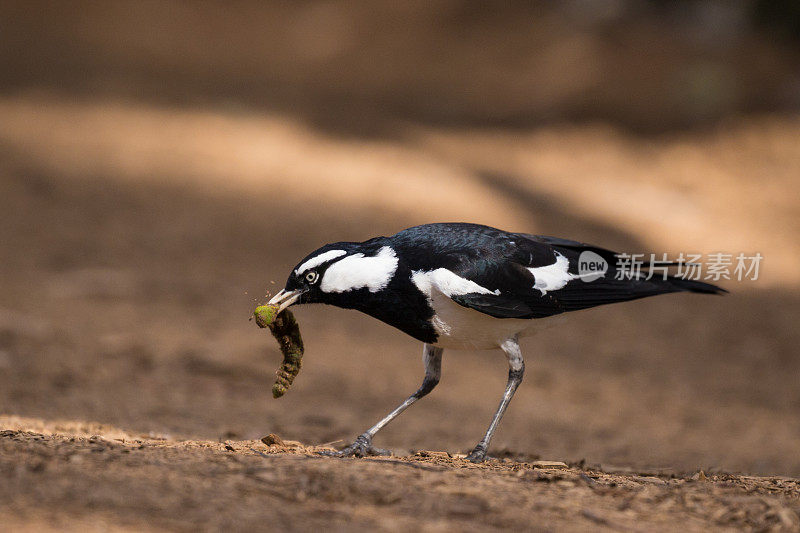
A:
[267, 240, 399, 313]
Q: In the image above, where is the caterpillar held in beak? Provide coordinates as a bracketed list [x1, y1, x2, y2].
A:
[254, 304, 304, 398]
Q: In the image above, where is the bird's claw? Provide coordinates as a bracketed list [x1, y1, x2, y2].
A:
[465, 444, 487, 463]
[317, 434, 392, 458]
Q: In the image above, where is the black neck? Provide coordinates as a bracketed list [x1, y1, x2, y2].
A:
[323, 266, 437, 344]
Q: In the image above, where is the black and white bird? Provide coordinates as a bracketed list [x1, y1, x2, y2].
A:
[268, 222, 724, 462]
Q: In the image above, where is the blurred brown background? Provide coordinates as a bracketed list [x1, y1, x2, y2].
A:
[1, 0, 799, 491]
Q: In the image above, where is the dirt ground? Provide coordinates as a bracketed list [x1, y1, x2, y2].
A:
[1, 96, 799, 530]
[2, 2, 800, 530]
[3, 417, 800, 532]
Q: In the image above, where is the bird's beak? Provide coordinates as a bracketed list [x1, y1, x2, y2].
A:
[267, 288, 304, 314]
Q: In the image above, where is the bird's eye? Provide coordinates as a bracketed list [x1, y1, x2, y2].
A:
[305, 270, 319, 283]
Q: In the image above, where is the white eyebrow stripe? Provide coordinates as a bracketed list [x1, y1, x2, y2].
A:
[295, 249, 347, 275]
[320, 246, 399, 293]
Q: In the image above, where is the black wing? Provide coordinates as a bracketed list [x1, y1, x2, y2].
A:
[446, 231, 725, 320]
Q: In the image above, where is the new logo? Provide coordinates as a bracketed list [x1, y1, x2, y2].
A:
[578, 251, 608, 282]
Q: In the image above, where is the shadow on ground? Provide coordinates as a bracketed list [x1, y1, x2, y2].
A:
[1, 157, 798, 479]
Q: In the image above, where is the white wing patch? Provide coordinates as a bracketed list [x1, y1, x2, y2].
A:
[295, 249, 347, 275]
[411, 268, 528, 350]
[411, 268, 501, 298]
[526, 252, 576, 295]
[320, 246, 399, 293]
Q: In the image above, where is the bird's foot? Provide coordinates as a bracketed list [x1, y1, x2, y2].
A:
[465, 443, 487, 463]
[317, 434, 391, 458]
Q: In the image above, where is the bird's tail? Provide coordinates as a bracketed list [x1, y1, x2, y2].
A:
[664, 276, 728, 295]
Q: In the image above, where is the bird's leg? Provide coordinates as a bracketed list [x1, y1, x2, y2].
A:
[318, 343, 443, 458]
[465, 336, 524, 463]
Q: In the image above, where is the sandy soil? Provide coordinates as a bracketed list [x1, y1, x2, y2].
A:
[1, 3, 799, 529]
[3, 417, 799, 532]
[1, 98, 799, 529]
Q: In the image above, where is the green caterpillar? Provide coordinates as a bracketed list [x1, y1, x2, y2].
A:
[254, 304, 304, 398]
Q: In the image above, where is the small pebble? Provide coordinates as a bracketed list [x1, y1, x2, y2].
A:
[261, 433, 285, 446]
[532, 460, 569, 469]
[414, 450, 450, 458]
